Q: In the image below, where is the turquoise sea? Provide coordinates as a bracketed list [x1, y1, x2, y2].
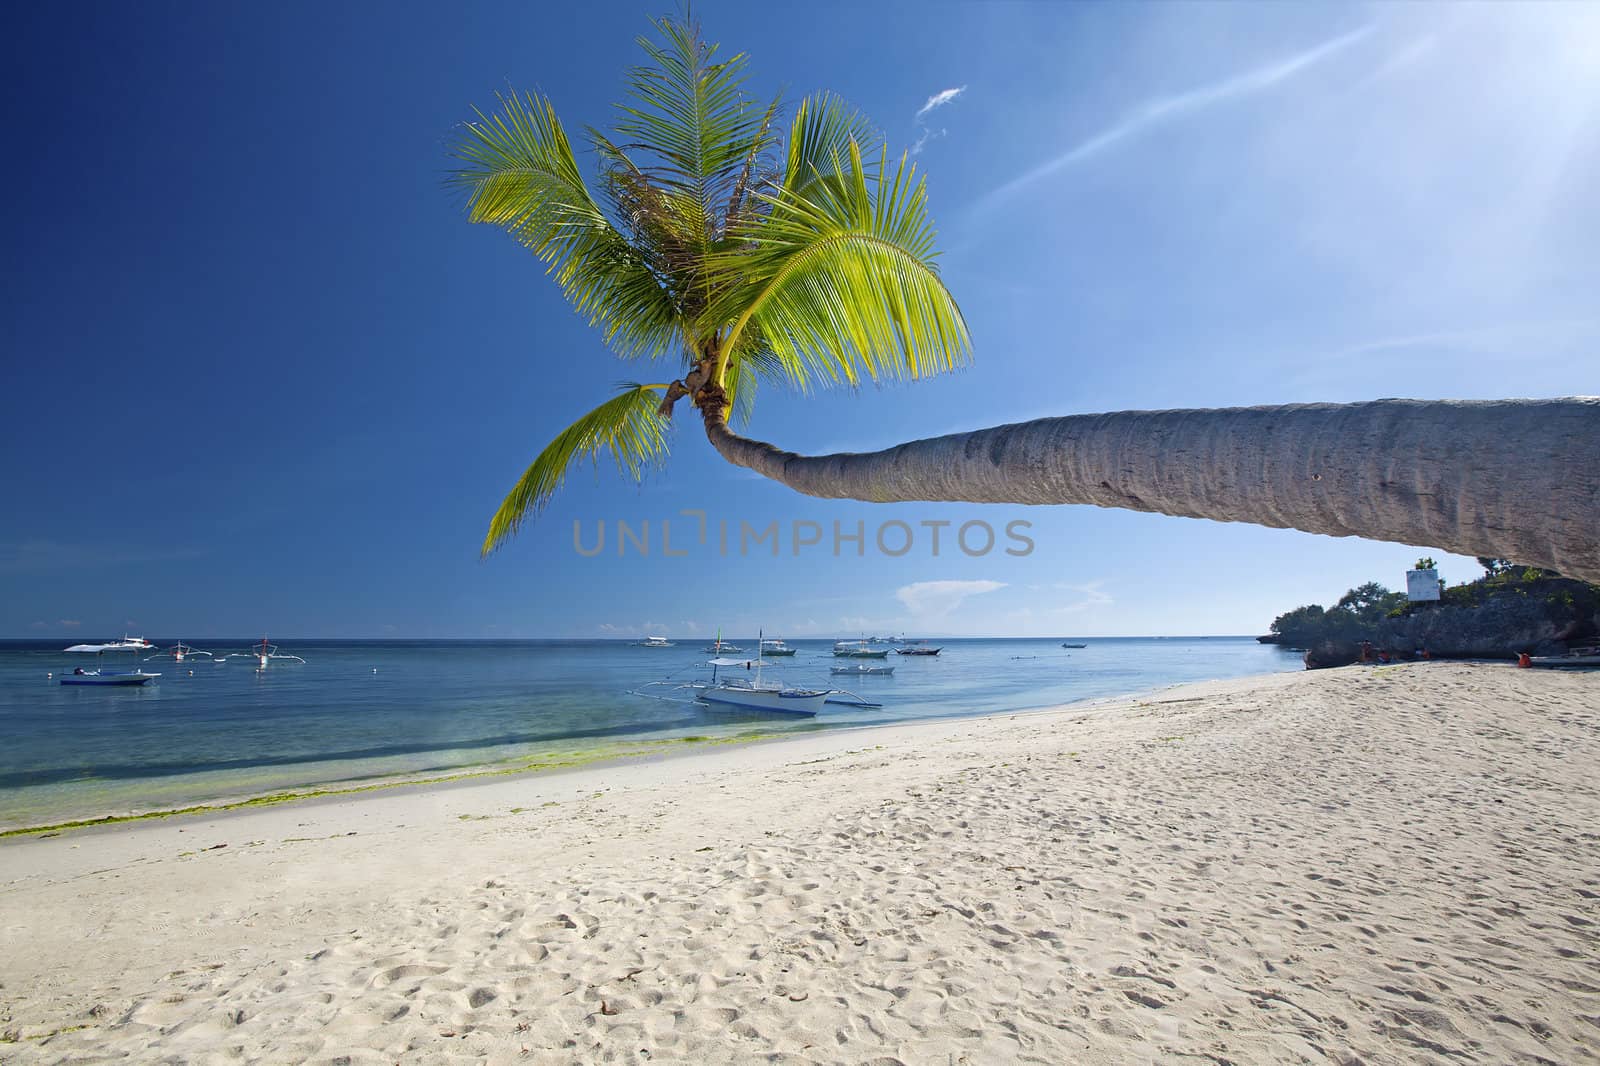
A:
[0, 637, 1301, 829]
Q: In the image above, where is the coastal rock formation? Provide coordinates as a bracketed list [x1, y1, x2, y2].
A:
[1379, 597, 1586, 658]
[1303, 640, 1361, 669]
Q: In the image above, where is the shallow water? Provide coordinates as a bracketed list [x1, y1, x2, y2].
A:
[0, 637, 1301, 827]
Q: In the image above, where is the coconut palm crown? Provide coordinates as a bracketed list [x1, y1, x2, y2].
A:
[449, 16, 969, 554]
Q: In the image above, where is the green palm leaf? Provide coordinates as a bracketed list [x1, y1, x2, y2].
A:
[483, 384, 670, 555]
[709, 139, 970, 390]
[783, 93, 878, 201]
[615, 17, 772, 252]
[447, 92, 681, 360]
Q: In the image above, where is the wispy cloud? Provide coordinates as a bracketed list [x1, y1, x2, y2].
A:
[1330, 318, 1595, 359]
[915, 86, 967, 122]
[895, 579, 1005, 617]
[911, 84, 967, 155]
[979, 25, 1374, 207]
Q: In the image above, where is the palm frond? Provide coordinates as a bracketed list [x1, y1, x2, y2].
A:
[725, 93, 783, 229]
[707, 141, 970, 390]
[724, 350, 763, 426]
[783, 93, 879, 202]
[447, 92, 681, 359]
[483, 384, 670, 555]
[614, 17, 773, 248]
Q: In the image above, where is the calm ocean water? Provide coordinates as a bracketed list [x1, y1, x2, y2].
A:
[0, 637, 1301, 828]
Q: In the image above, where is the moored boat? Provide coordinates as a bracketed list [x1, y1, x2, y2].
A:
[635, 635, 676, 648]
[60, 638, 162, 686]
[759, 638, 797, 656]
[1529, 646, 1600, 669]
[146, 641, 214, 662]
[833, 640, 889, 659]
[695, 656, 828, 715]
[830, 664, 894, 676]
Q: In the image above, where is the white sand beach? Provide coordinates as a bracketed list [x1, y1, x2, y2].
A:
[2, 662, 1597, 1064]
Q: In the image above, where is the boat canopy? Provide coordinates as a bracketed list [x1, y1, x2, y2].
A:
[65, 643, 140, 653]
[706, 657, 769, 668]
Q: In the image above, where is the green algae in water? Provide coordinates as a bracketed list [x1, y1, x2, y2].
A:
[1, 730, 779, 840]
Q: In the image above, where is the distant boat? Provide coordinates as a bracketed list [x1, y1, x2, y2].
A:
[146, 641, 214, 662]
[60, 638, 161, 686]
[634, 635, 676, 648]
[230, 637, 307, 670]
[704, 639, 744, 654]
[833, 641, 890, 659]
[831, 664, 894, 676]
[1061, 643, 1087, 649]
[896, 645, 942, 656]
[759, 638, 797, 656]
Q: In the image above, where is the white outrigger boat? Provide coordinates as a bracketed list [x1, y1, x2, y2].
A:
[630, 633, 882, 713]
[146, 641, 215, 662]
[830, 663, 894, 676]
[227, 637, 307, 670]
[833, 640, 890, 659]
[759, 638, 797, 656]
[634, 635, 676, 648]
[696, 657, 830, 715]
[59, 637, 162, 686]
[1529, 645, 1600, 669]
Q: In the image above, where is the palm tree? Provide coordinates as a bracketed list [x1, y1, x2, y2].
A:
[449, 16, 1600, 584]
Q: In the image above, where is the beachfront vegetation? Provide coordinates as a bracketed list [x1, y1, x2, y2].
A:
[450, 15, 1599, 579]
[1269, 559, 1600, 658]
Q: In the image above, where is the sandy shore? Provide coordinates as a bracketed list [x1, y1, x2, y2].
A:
[2, 663, 1597, 1064]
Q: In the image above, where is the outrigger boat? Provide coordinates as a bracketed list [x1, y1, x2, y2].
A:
[1529, 645, 1600, 669]
[228, 637, 307, 670]
[1061, 643, 1087, 649]
[634, 635, 676, 648]
[895, 643, 942, 656]
[830, 663, 894, 676]
[630, 632, 882, 712]
[833, 640, 890, 659]
[697, 657, 830, 715]
[759, 638, 797, 656]
[145, 641, 215, 662]
[59, 637, 161, 686]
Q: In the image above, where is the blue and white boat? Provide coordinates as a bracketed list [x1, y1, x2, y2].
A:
[60, 637, 162, 686]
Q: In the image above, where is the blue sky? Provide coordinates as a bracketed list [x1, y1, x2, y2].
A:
[2, 2, 1596, 639]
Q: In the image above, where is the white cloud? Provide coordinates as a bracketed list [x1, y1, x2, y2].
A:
[895, 579, 1006, 618]
[915, 86, 967, 122]
[979, 25, 1374, 208]
[1049, 581, 1113, 615]
[910, 127, 944, 156]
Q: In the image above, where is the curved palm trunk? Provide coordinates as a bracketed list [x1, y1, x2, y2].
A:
[699, 397, 1600, 583]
